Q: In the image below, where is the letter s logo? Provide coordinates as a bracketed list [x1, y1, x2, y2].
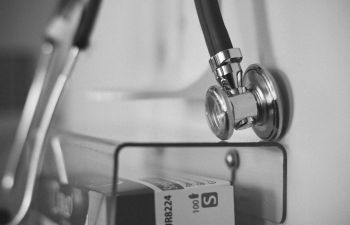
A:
[201, 192, 218, 208]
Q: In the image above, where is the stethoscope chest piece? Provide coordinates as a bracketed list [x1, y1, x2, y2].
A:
[195, 0, 287, 141]
[243, 64, 284, 140]
[205, 85, 235, 140]
[205, 64, 284, 141]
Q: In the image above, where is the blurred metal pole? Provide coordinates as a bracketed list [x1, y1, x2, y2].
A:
[0, 1, 88, 224]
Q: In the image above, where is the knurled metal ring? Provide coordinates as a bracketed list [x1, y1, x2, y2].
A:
[209, 48, 243, 71]
[214, 63, 242, 78]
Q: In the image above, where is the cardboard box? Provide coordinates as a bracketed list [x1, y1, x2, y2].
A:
[88, 174, 235, 225]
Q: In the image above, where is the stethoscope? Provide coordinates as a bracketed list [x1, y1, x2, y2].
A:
[0, 0, 101, 224]
[195, 0, 285, 141]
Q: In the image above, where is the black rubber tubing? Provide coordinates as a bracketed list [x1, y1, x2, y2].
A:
[73, 0, 102, 49]
[51, 0, 102, 49]
[194, 0, 233, 56]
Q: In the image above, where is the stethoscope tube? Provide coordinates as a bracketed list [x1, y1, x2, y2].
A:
[73, 0, 102, 49]
[194, 0, 232, 56]
[0, 1, 102, 224]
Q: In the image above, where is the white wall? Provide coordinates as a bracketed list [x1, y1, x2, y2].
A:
[229, 1, 350, 224]
[262, 1, 350, 224]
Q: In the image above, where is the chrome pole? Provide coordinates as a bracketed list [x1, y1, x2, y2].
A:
[0, 1, 86, 224]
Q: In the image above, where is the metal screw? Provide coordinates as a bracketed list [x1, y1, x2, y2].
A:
[225, 150, 239, 169]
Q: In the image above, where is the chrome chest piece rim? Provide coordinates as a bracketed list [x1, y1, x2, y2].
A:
[205, 86, 234, 140]
[205, 64, 284, 141]
[243, 64, 284, 140]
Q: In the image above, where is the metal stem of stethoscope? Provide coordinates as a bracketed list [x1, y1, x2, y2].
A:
[194, 0, 285, 140]
[0, 0, 101, 224]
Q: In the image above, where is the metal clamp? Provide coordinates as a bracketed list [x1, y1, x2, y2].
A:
[209, 48, 242, 69]
[209, 48, 245, 95]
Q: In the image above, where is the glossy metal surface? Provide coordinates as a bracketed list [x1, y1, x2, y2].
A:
[0, 48, 79, 225]
[205, 63, 284, 141]
[209, 48, 243, 69]
[1, 43, 54, 190]
[0, 2, 85, 223]
[229, 91, 258, 129]
[205, 85, 259, 140]
[209, 48, 244, 95]
[243, 64, 283, 140]
[1, 2, 85, 190]
[205, 86, 234, 140]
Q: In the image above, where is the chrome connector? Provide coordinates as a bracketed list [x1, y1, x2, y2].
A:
[209, 48, 242, 69]
[209, 48, 245, 95]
